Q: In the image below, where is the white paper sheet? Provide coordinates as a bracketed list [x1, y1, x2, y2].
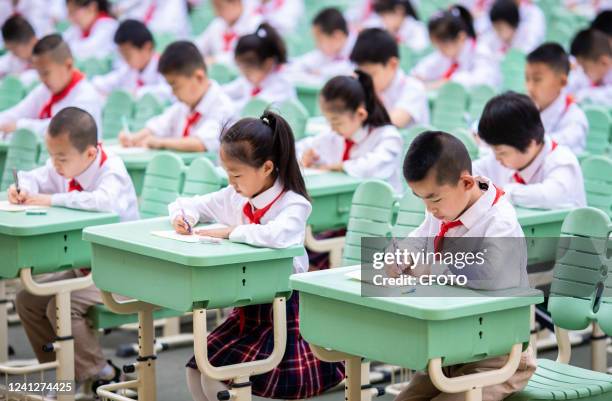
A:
[151, 223, 228, 243]
[0, 201, 49, 212]
[105, 144, 150, 155]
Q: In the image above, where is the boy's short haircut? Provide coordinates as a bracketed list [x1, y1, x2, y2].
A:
[591, 10, 612, 37]
[350, 28, 398, 65]
[526, 42, 570, 75]
[1, 15, 36, 44]
[158, 40, 207, 76]
[478, 91, 544, 152]
[570, 28, 612, 60]
[489, 0, 520, 28]
[312, 7, 348, 35]
[32, 34, 73, 63]
[48, 107, 98, 152]
[403, 131, 472, 185]
[114, 19, 154, 48]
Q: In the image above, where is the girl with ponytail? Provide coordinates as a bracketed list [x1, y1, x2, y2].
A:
[168, 111, 344, 401]
[64, 0, 118, 59]
[411, 4, 501, 89]
[296, 70, 404, 193]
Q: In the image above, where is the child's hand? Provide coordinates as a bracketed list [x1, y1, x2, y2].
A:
[24, 194, 51, 206]
[145, 137, 165, 149]
[118, 131, 133, 147]
[426, 79, 447, 91]
[301, 148, 319, 167]
[8, 185, 27, 204]
[318, 162, 344, 172]
[195, 226, 234, 239]
[173, 216, 193, 235]
[0, 121, 16, 134]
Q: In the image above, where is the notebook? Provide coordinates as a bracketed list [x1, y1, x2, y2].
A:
[0, 201, 49, 212]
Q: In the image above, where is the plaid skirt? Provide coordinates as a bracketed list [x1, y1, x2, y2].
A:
[186, 293, 345, 399]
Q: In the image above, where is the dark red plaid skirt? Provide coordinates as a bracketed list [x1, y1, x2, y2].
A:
[186, 293, 345, 399]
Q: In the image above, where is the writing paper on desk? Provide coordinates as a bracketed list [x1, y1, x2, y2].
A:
[105, 144, 149, 155]
[302, 168, 325, 176]
[151, 223, 228, 243]
[0, 201, 50, 212]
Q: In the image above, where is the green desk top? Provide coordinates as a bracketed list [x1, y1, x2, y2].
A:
[104, 140, 215, 170]
[515, 207, 570, 227]
[305, 172, 362, 197]
[291, 266, 543, 321]
[83, 217, 304, 267]
[0, 141, 8, 151]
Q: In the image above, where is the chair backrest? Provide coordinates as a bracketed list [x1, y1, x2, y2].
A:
[451, 128, 480, 160]
[392, 189, 426, 237]
[182, 157, 223, 197]
[0, 129, 40, 191]
[241, 97, 271, 118]
[0, 76, 26, 111]
[583, 105, 611, 155]
[501, 49, 527, 93]
[431, 81, 468, 132]
[341, 180, 396, 266]
[275, 98, 310, 140]
[76, 57, 112, 77]
[153, 32, 176, 53]
[548, 207, 612, 335]
[468, 84, 496, 122]
[581, 155, 612, 218]
[131, 94, 162, 131]
[208, 62, 239, 85]
[102, 90, 134, 139]
[140, 153, 185, 219]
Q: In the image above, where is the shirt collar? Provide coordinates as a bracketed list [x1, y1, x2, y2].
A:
[457, 38, 476, 65]
[516, 136, 555, 183]
[193, 80, 219, 114]
[140, 54, 159, 77]
[454, 177, 499, 230]
[249, 179, 283, 209]
[350, 125, 370, 144]
[72, 146, 104, 190]
[540, 91, 566, 127]
[382, 69, 404, 99]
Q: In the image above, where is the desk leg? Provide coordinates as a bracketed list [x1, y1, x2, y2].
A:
[309, 345, 361, 401]
[0, 280, 8, 363]
[304, 226, 346, 268]
[591, 323, 607, 372]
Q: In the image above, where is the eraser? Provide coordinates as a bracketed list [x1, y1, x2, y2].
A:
[26, 209, 47, 215]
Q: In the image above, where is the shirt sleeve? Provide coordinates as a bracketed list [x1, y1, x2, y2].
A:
[50, 172, 128, 213]
[168, 186, 235, 226]
[191, 118, 222, 152]
[343, 134, 403, 180]
[92, 69, 124, 96]
[146, 105, 177, 138]
[548, 111, 588, 154]
[17, 161, 60, 195]
[0, 86, 46, 129]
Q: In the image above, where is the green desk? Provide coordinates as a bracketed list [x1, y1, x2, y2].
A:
[516, 208, 570, 266]
[0, 140, 9, 184]
[83, 217, 303, 401]
[0, 204, 117, 400]
[291, 266, 543, 401]
[104, 140, 216, 196]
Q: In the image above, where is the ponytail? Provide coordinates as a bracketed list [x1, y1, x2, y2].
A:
[428, 4, 475, 41]
[320, 71, 391, 129]
[220, 111, 309, 200]
[67, 0, 112, 15]
[235, 23, 287, 67]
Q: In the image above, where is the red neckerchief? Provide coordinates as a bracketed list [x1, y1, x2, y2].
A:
[81, 12, 112, 38]
[442, 38, 476, 80]
[38, 70, 85, 119]
[513, 141, 558, 184]
[182, 111, 202, 137]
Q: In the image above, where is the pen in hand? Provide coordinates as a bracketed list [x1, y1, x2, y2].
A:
[179, 200, 192, 234]
[12, 168, 22, 204]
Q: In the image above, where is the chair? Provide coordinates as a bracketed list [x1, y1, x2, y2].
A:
[101, 90, 134, 140]
[208, 62, 239, 85]
[0, 129, 39, 191]
[131, 93, 163, 131]
[153, 32, 176, 53]
[241, 97, 271, 118]
[581, 156, 612, 218]
[583, 105, 611, 157]
[296, 83, 321, 117]
[468, 84, 496, 122]
[275, 98, 310, 140]
[392, 190, 426, 238]
[182, 157, 223, 197]
[139, 153, 185, 219]
[501, 49, 527, 93]
[431, 81, 468, 132]
[0, 76, 26, 111]
[451, 128, 480, 160]
[507, 207, 612, 401]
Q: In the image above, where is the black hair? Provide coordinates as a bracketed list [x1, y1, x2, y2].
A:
[320, 70, 391, 128]
[489, 0, 519, 29]
[235, 23, 287, 67]
[350, 28, 398, 65]
[570, 28, 612, 60]
[1, 15, 35, 44]
[373, 0, 419, 20]
[403, 131, 472, 185]
[66, 0, 111, 14]
[221, 111, 309, 199]
[312, 7, 348, 35]
[158, 40, 207, 76]
[591, 10, 612, 37]
[114, 19, 154, 48]
[428, 4, 476, 41]
[48, 107, 98, 152]
[527, 42, 570, 74]
[32, 34, 72, 63]
[477, 91, 544, 152]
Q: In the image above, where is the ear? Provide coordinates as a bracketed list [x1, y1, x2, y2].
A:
[195, 68, 207, 83]
[262, 160, 275, 176]
[86, 145, 98, 160]
[388, 57, 399, 71]
[460, 173, 476, 190]
[559, 72, 568, 87]
[144, 41, 154, 53]
[356, 106, 368, 123]
[65, 57, 74, 70]
[457, 31, 467, 43]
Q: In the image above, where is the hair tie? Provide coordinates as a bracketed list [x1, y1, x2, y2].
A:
[260, 116, 270, 125]
[256, 28, 267, 38]
[450, 7, 460, 17]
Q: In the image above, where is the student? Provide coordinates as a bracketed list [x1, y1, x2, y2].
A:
[63, 0, 118, 60]
[345, 0, 380, 30]
[474, 92, 586, 209]
[251, 0, 304, 35]
[526, 43, 588, 154]
[194, 0, 263, 66]
[387, 130, 536, 401]
[223, 23, 296, 113]
[119, 41, 235, 153]
[11, 107, 139, 394]
[411, 5, 500, 89]
[0, 15, 38, 85]
[0, 0, 57, 46]
[590, 10, 612, 38]
[92, 19, 171, 100]
[297, 71, 404, 192]
[168, 111, 345, 401]
[481, 0, 543, 59]
[112, 0, 191, 38]
[367, 0, 429, 52]
[287, 7, 355, 84]
[0, 34, 102, 138]
[568, 29, 612, 106]
[350, 28, 429, 128]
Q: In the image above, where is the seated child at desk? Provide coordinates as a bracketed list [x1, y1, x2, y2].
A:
[10, 107, 139, 393]
[526, 43, 588, 154]
[251, 0, 304, 36]
[474, 91, 586, 209]
[296, 71, 403, 192]
[119, 41, 236, 153]
[112, 0, 191, 39]
[287, 7, 355, 84]
[0, 15, 39, 85]
[223, 23, 297, 113]
[365, 0, 429, 52]
[0, 34, 102, 138]
[568, 28, 612, 107]
[92, 19, 172, 101]
[350, 27, 429, 128]
[168, 111, 344, 401]
[63, 0, 119, 60]
[387, 130, 535, 401]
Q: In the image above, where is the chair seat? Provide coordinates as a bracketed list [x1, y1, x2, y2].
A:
[507, 358, 612, 401]
[88, 304, 184, 330]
